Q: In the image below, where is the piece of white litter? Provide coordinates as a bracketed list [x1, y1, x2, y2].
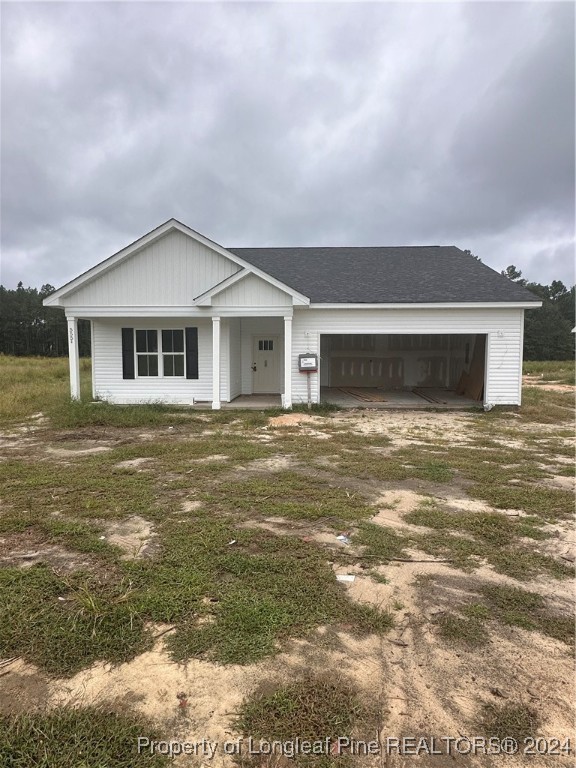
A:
[99, 536, 106, 540]
[336, 574, 355, 582]
[336, 535, 351, 545]
[57, 597, 66, 602]
[228, 539, 237, 546]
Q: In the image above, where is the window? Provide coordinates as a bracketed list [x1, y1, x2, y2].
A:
[134, 329, 185, 377]
[136, 330, 158, 376]
[258, 339, 274, 351]
[162, 329, 185, 376]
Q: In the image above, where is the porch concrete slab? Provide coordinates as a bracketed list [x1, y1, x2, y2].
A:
[321, 387, 480, 409]
[223, 395, 282, 409]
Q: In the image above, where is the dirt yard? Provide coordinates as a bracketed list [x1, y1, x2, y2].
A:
[0, 362, 574, 767]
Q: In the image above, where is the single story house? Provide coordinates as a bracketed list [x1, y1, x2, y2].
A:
[44, 219, 541, 409]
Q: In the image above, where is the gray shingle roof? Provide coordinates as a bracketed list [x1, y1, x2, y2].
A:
[227, 245, 539, 304]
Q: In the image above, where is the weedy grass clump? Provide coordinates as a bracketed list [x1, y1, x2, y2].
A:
[234, 673, 380, 767]
[158, 518, 393, 665]
[0, 566, 152, 676]
[479, 702, 540, 743]
[0, 707, 169, 767]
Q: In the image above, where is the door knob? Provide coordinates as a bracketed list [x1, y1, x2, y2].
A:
[251, 363, 257, 371]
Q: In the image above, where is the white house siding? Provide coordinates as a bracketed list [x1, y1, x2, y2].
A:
[63, 231, 240, 307]
[291, 308, 525, 406]
[92, 317, 213, 404]
[213, 274, 293, 307]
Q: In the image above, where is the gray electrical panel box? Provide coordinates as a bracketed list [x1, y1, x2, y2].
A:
[298, 353, 318, 372]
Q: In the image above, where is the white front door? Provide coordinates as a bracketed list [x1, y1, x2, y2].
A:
[252, 336, 281, 393]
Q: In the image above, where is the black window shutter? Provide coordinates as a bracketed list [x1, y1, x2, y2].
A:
[185, 327, 199, 379]
[121, 328, 135, 379]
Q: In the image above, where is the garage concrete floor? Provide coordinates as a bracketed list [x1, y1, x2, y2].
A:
[321, 387, 481, 409]
[222, 395, 283, 409]
[219, 389, 480, 409]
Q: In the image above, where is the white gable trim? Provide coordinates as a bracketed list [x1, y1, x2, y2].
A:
[193, 269, 250, 305]
[194, 268, 304, 306]
[44, 219, 310, 307]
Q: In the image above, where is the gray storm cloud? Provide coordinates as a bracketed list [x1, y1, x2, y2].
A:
[1, 2, 574, 289]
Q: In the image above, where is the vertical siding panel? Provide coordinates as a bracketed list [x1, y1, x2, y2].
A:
[67, 231, 241, 306]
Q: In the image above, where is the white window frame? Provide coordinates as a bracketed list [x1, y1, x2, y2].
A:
[161, 329, 185, 378]
[134, 328, 186, 378]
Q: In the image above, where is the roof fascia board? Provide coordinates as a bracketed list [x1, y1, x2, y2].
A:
[306, 302, 542, 310]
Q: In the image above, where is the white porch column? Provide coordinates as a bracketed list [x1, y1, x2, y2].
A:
[67, 316, 81, 400]
[283, 315, 292, 409]
[212, 316, 221, 410]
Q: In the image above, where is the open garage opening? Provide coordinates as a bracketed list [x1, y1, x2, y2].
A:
[320, 333, 486, 408]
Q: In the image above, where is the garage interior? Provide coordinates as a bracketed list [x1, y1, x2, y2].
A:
[320, 333, 486, 407]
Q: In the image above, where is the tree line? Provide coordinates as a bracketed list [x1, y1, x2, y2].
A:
[0, 283, 91, 357]
[0, 270, 574, 360]
[500, 266, 575, 360]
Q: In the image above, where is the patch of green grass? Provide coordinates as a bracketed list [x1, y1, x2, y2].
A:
[292, 402, 342, 415]
[486, 549, 573, 582]
[462, 602, 491, 620]
[467, 483, 573, 520]
[423, 579, 573, 649]
[336, 450, 453, 484]
[0, 456, 159, 521]
[523, 360, 575, 385]
[235, 673, 378, 767]
[517, 388, 574, 424]
[354, 521, 408, 561]
[48, 399, 196, 429]
[412, 527, 572, 581]
[0, 510, 116, 558]
[203, 471, 375, 523]
[480, 584, 574, 645]
[41, 518, 117, 555]
[0, 566, 152, 676]
[436, 612, 490, 648]
[554, 464, 575, 477]
[155, 518, 393, 665]
[479, 702, 540, 742]
[405, 503, 547, 544]
[368, 571, 389, 584]
[0, 355, 92, 426]
[0, 707, 169, 767]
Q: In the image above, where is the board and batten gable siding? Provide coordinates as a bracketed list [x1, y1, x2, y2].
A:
[290, 307, 525, 406]
[212, 273, 293, 308]
[92, 318, 215, 404]
[63, 230, 240, 307]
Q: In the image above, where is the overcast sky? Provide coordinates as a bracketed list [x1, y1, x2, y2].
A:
[1, 1, 574, 291]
